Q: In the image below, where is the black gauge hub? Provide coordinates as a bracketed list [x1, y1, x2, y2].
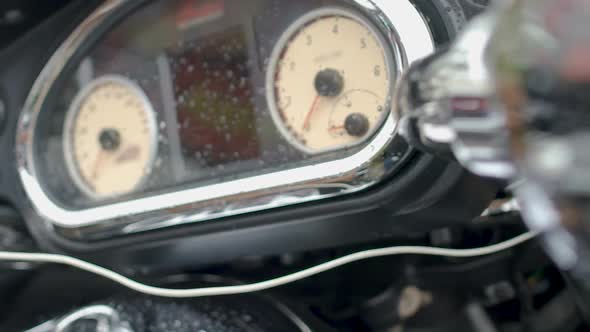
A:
[99, 128, 121, 151]
[314, 68, 344, 97]
[344, 113, 370, 137]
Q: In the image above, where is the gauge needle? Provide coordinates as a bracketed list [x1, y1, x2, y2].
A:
[329, 125, 345, 132]
[303, 95, 321, 131]
[91, 150, 108, 181]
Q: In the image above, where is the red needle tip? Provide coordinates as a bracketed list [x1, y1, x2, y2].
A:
[303, 95, 321, 131]
[329, 125, 345, 131]
[91, 150, 107, 180]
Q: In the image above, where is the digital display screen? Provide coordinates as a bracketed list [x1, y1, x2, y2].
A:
[169, 25, 260, 169]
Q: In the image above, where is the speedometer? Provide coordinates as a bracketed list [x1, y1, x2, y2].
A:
[63, 76, 158, 198]
[266, 8, 394, 154]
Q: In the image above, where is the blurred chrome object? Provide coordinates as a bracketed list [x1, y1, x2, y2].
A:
[397, 0, 590, 278]
[26, 305, 133, 332]
[396, 11, 514, 178]
[493, 0, 590, 276]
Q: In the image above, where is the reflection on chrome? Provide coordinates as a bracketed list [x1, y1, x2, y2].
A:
[25, 305, 133, 332]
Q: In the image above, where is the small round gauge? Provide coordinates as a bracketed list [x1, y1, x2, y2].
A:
[267, 7, 394, 154]
[64, 76, 157, 199]
[328, 90, 385, 139]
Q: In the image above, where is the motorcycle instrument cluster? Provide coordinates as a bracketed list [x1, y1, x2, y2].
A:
[17, 0, 436, 240]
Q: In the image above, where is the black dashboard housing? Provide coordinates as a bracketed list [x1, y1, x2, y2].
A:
[0, 0, 498, 270]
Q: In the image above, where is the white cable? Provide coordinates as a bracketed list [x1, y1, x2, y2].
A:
[0, 231, 537, 298]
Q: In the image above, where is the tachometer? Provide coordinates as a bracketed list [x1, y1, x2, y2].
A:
[64, 76, 157, 198]
[267, 8, 393, 154]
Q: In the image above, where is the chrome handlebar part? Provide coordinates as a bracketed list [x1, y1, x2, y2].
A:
[396, 0, 590, 276]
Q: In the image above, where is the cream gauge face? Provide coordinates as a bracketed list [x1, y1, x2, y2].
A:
[64, 76, 157, 198]
[267, 8, 393, 154]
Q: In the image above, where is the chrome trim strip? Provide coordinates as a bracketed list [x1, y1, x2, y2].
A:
[25, 305, 133, 332]
[16, 0, 434, 239]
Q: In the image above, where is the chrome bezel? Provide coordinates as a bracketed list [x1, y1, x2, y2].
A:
[15, 0, 434, 240]
[63, 75, 159, 199]
[266, 7, 395, 155]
